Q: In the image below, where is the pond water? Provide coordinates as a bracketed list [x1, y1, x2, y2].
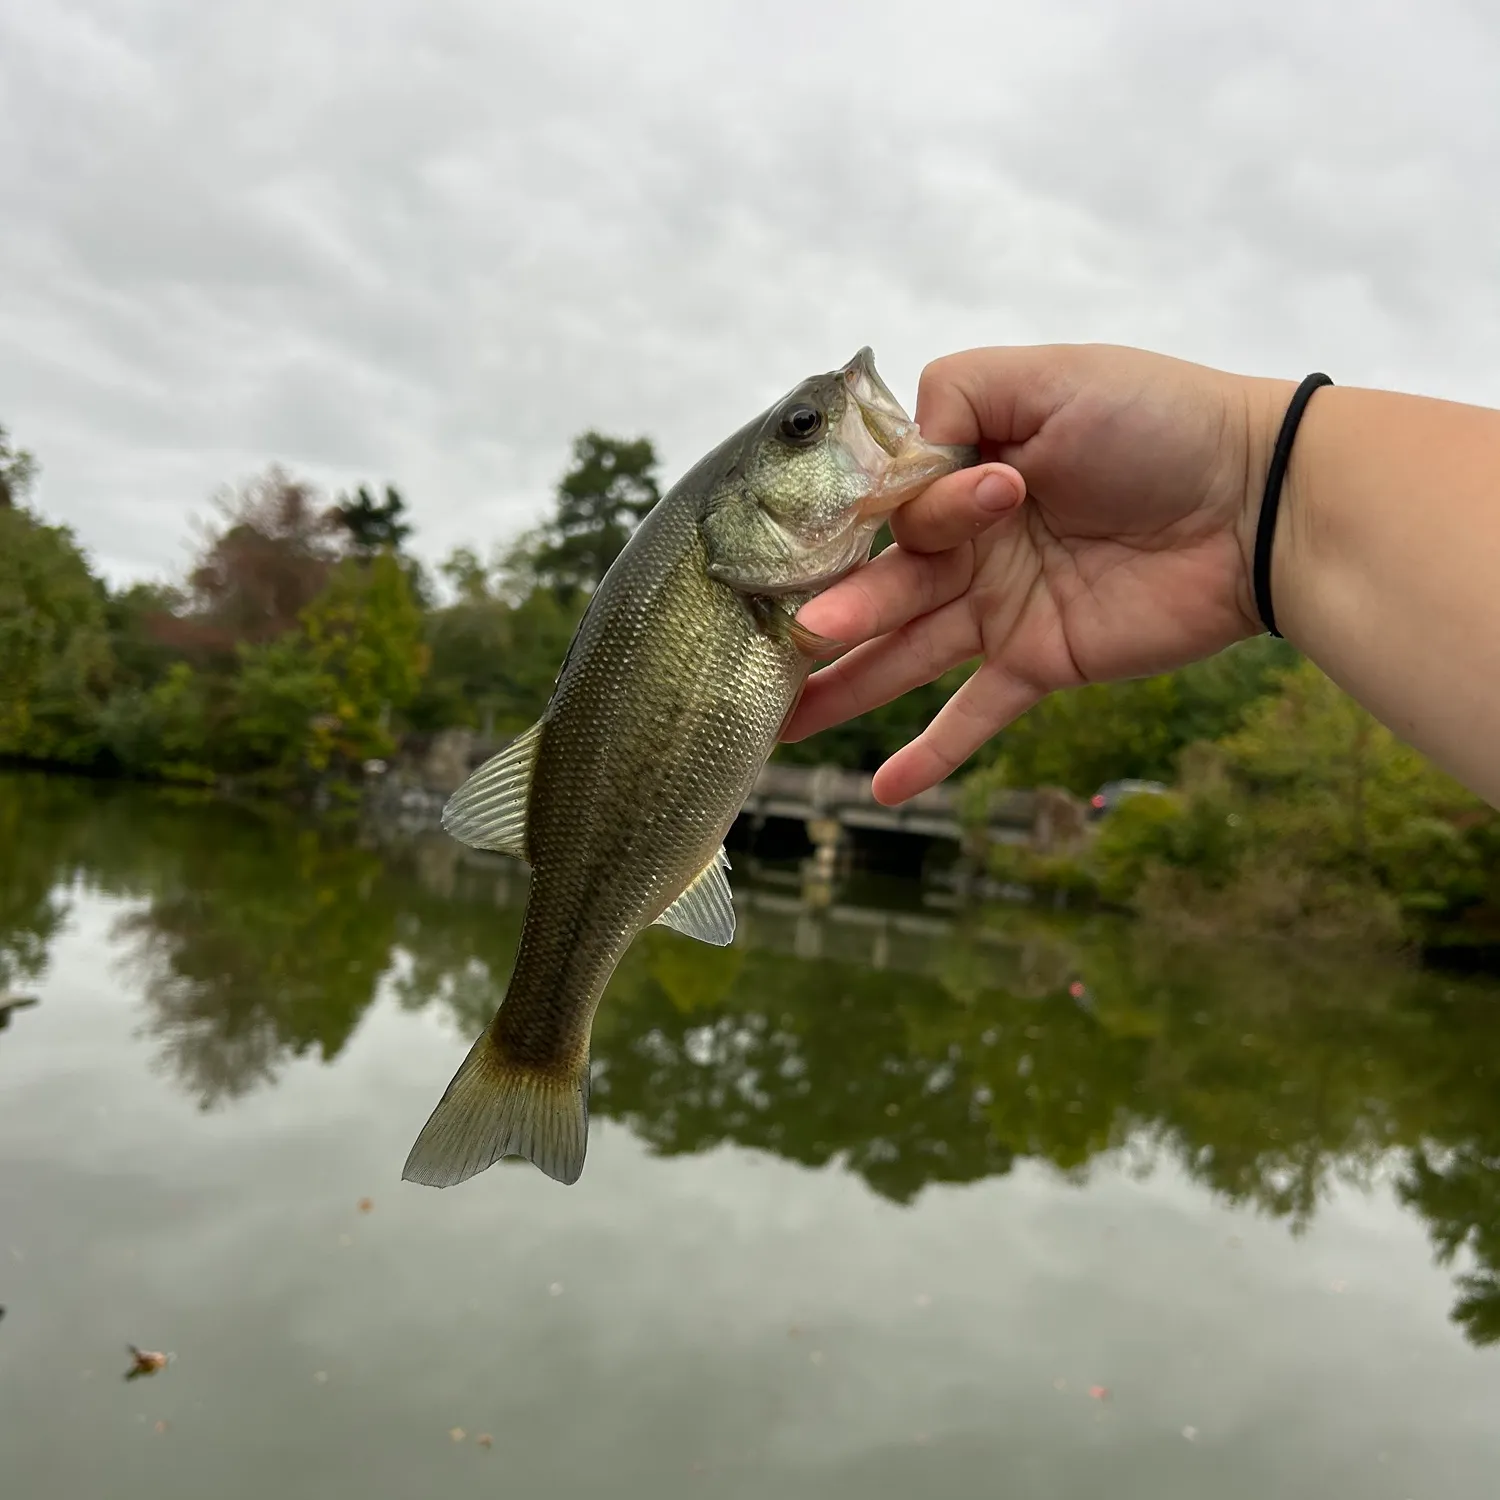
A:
[3, 769, 1500, 1498]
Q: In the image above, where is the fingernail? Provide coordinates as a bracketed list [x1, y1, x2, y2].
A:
[976, 469, 1019, 512]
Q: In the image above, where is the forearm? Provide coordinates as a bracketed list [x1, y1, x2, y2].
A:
[1252, 380, 1500, 804]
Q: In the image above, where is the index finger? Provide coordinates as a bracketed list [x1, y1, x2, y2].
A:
[914, 344, 1080, 450]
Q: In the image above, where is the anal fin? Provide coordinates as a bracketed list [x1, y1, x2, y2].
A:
[653, 846, 736, 946]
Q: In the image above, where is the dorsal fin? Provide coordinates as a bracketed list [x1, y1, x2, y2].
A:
[653, 846, 735, 946]
[440, 720, 545, 860]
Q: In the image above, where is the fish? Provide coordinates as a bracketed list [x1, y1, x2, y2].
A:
[402, 347, 977, 1188]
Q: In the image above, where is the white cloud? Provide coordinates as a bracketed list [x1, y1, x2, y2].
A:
[1, 0, 1496, 585]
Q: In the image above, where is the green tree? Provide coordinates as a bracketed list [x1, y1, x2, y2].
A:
[774, 661, 979, 773]
[0, 424, 39, 509]
[229, 552, 428, 785]
[98, 661, 220, 784]
[410, 543, 583, 736]
[1222, 660, 1495, 933]
[995, 674, 1184, 794]
[994, 636, 1299, 796]
[530, 432, 661, 599]
[1172, 634, 1301, 745]
[103, 581, 183, 694]
[332, 483, 411, 556]
[0, 505, 113, 765]
[1090, 659, 1500, 944]
[304, 549, 429, 759]
[408, 546, 515, 733]
[89, 469, 428, 792]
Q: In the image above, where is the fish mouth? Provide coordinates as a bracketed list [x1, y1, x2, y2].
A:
[841, 347, 980, 518]
[843, 346, 912, 457]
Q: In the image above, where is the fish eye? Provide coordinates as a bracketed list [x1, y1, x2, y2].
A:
[778, 404, 824, 444]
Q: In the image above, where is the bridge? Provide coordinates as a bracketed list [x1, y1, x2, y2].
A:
[738, 763, 1035, 846]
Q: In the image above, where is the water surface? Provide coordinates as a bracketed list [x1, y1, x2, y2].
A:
[3, 770, 1500, 1498]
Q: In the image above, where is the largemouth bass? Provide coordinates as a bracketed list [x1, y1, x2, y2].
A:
[403, 348, 976, 1188]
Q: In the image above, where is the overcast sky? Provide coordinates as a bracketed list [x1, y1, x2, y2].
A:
[2, 0, 1497, 587]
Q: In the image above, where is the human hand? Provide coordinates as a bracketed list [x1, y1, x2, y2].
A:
[782, 343, 1296, 803]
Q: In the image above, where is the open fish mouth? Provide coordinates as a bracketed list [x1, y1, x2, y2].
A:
[840, 346, 979, 518]
[843, 346, 913, 457]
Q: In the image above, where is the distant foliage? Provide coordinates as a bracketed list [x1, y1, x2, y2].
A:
[528, 432, 661, 599]
[157, 468, 341, 662]
[6, 410, 1489, 957]
[1088, 658, 1500, 947]
[0, 424, 39, 509]
[332, 483, 412, 556]
[227, 553, 428, 787]
[411, 542, 582, 737]
[0, 505, 113, 765]
[0, 435, 428, 795]
[991, 635, 1301, 796]
[784, 618, 1299, 781]
[775, 660, 980, 773]
[97, 662, 214, 784]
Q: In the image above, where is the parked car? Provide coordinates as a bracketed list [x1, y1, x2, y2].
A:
[1087, 779, 1169, 820]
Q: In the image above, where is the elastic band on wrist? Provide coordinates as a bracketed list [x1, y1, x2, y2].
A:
[1253, 372, 1332, 638]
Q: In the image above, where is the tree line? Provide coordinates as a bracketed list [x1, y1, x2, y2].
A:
[0, 424, 662, 794]
[0, 418, 1296, 788]
[4, 417, 1499, 947]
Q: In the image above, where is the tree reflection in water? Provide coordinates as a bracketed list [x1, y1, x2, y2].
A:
[5, 769, 1500, 1346]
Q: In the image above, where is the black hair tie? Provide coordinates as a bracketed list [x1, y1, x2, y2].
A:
[1252, 372, 1333, 638]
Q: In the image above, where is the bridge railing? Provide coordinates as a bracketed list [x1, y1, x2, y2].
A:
[745, 762, 1036, 831]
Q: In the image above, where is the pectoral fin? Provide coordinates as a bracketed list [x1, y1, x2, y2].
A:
[783, 617, 843, 659]
[653, 847, 736, 946]
[440, 719, 545, 860]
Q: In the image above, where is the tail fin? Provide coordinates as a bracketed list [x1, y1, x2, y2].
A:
[402, 1029, 589, 1187]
